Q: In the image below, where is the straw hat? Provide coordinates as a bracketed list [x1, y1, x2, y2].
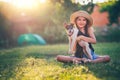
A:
[70, 10, 93, 27]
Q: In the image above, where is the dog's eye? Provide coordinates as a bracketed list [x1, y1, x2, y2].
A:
[69, 26, 73, 29]
[66, 25, 73, 30]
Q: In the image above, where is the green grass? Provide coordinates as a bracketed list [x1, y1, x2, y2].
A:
[0, 43, 120, 80]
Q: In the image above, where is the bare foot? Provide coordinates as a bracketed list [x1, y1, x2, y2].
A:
[82, 58, 91, 63]
[72, 59, 83, 65]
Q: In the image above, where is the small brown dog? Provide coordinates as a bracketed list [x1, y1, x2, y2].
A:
[64, 23, 78, 54]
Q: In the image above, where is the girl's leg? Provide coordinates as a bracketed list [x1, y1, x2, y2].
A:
[56, 55, 82, 63]
[56, 55, 110, 64]
[90, 55, 110, 63]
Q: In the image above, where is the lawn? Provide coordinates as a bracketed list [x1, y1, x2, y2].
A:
[0, 42, 120, 80]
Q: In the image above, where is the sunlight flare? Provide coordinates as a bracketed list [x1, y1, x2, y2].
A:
[12, 0, 37, 9]
[39, 0, 46, 3]
[0, 0, 46, 9]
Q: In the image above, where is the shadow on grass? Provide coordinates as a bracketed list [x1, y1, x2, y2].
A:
[85, 61, 120, 80]
[25, 52, 59, 59]
[57, 60, 120, 80]
[0, 50, 24, 79]
[0, 50, 60, 79]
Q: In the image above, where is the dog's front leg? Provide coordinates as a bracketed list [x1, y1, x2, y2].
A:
[68, 37, 72, 54]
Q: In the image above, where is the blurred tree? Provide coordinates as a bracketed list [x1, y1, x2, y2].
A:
[0, 4, 8, 47]
[99, 0, 120, 25]
[0, 2, 13, 48]
[61, 0, 80, 22]
[50, 0, 64, 3]
[81, 2, 95, 14]
[0, 3, 6, 46]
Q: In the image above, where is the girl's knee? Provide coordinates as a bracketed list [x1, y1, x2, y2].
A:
[104, 55, 111, 62]
[56, 55, 62, 61]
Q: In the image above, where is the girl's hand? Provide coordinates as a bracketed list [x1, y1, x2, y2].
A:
[76, 35, 84, 41]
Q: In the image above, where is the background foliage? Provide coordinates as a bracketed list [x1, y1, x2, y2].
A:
[98, 0, 120, 25]
[0, 0, 120, 48]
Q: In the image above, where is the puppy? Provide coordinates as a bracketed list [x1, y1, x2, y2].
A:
[64, 23, 78, 54]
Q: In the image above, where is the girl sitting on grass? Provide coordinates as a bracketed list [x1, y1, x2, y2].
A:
[56, 10, 110, 64]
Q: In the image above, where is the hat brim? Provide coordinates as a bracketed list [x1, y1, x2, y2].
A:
[70, 10, 93, 27]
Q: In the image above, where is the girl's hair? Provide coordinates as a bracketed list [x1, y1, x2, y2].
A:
[85, 19, 89, 35]
[75, 17, 89, 35]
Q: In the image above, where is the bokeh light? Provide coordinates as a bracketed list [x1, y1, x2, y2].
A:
[75, 0, 109, 5]
[12, 0, 37, 9]
[0, 0, 46, 9]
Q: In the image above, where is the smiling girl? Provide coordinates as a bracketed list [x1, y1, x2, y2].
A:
[56, 10, 110, 64]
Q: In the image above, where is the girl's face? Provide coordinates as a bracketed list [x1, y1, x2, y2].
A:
[75, 16, 87, 28]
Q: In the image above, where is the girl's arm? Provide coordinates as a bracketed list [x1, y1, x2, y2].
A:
[76, 27, 96, 44]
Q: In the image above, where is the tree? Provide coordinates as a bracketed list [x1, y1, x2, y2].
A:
[99, 0, 120, 25]
[0, 2, 13, 48]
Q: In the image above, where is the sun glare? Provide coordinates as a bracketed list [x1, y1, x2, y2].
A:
[0, 0, 46, 9]
[39, 0, 46, 3]
[12, 0, 37, 9]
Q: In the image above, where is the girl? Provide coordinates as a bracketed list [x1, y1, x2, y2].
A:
[56, 10, 110, 64]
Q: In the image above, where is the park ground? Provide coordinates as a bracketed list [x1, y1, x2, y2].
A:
[0, 42, 120, 80]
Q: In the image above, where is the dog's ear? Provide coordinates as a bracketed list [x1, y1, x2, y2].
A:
[70, 23, 74, 26]
[63, 22, 68, 28]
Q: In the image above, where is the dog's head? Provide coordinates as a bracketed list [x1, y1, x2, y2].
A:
[64, 23, 74, 36]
